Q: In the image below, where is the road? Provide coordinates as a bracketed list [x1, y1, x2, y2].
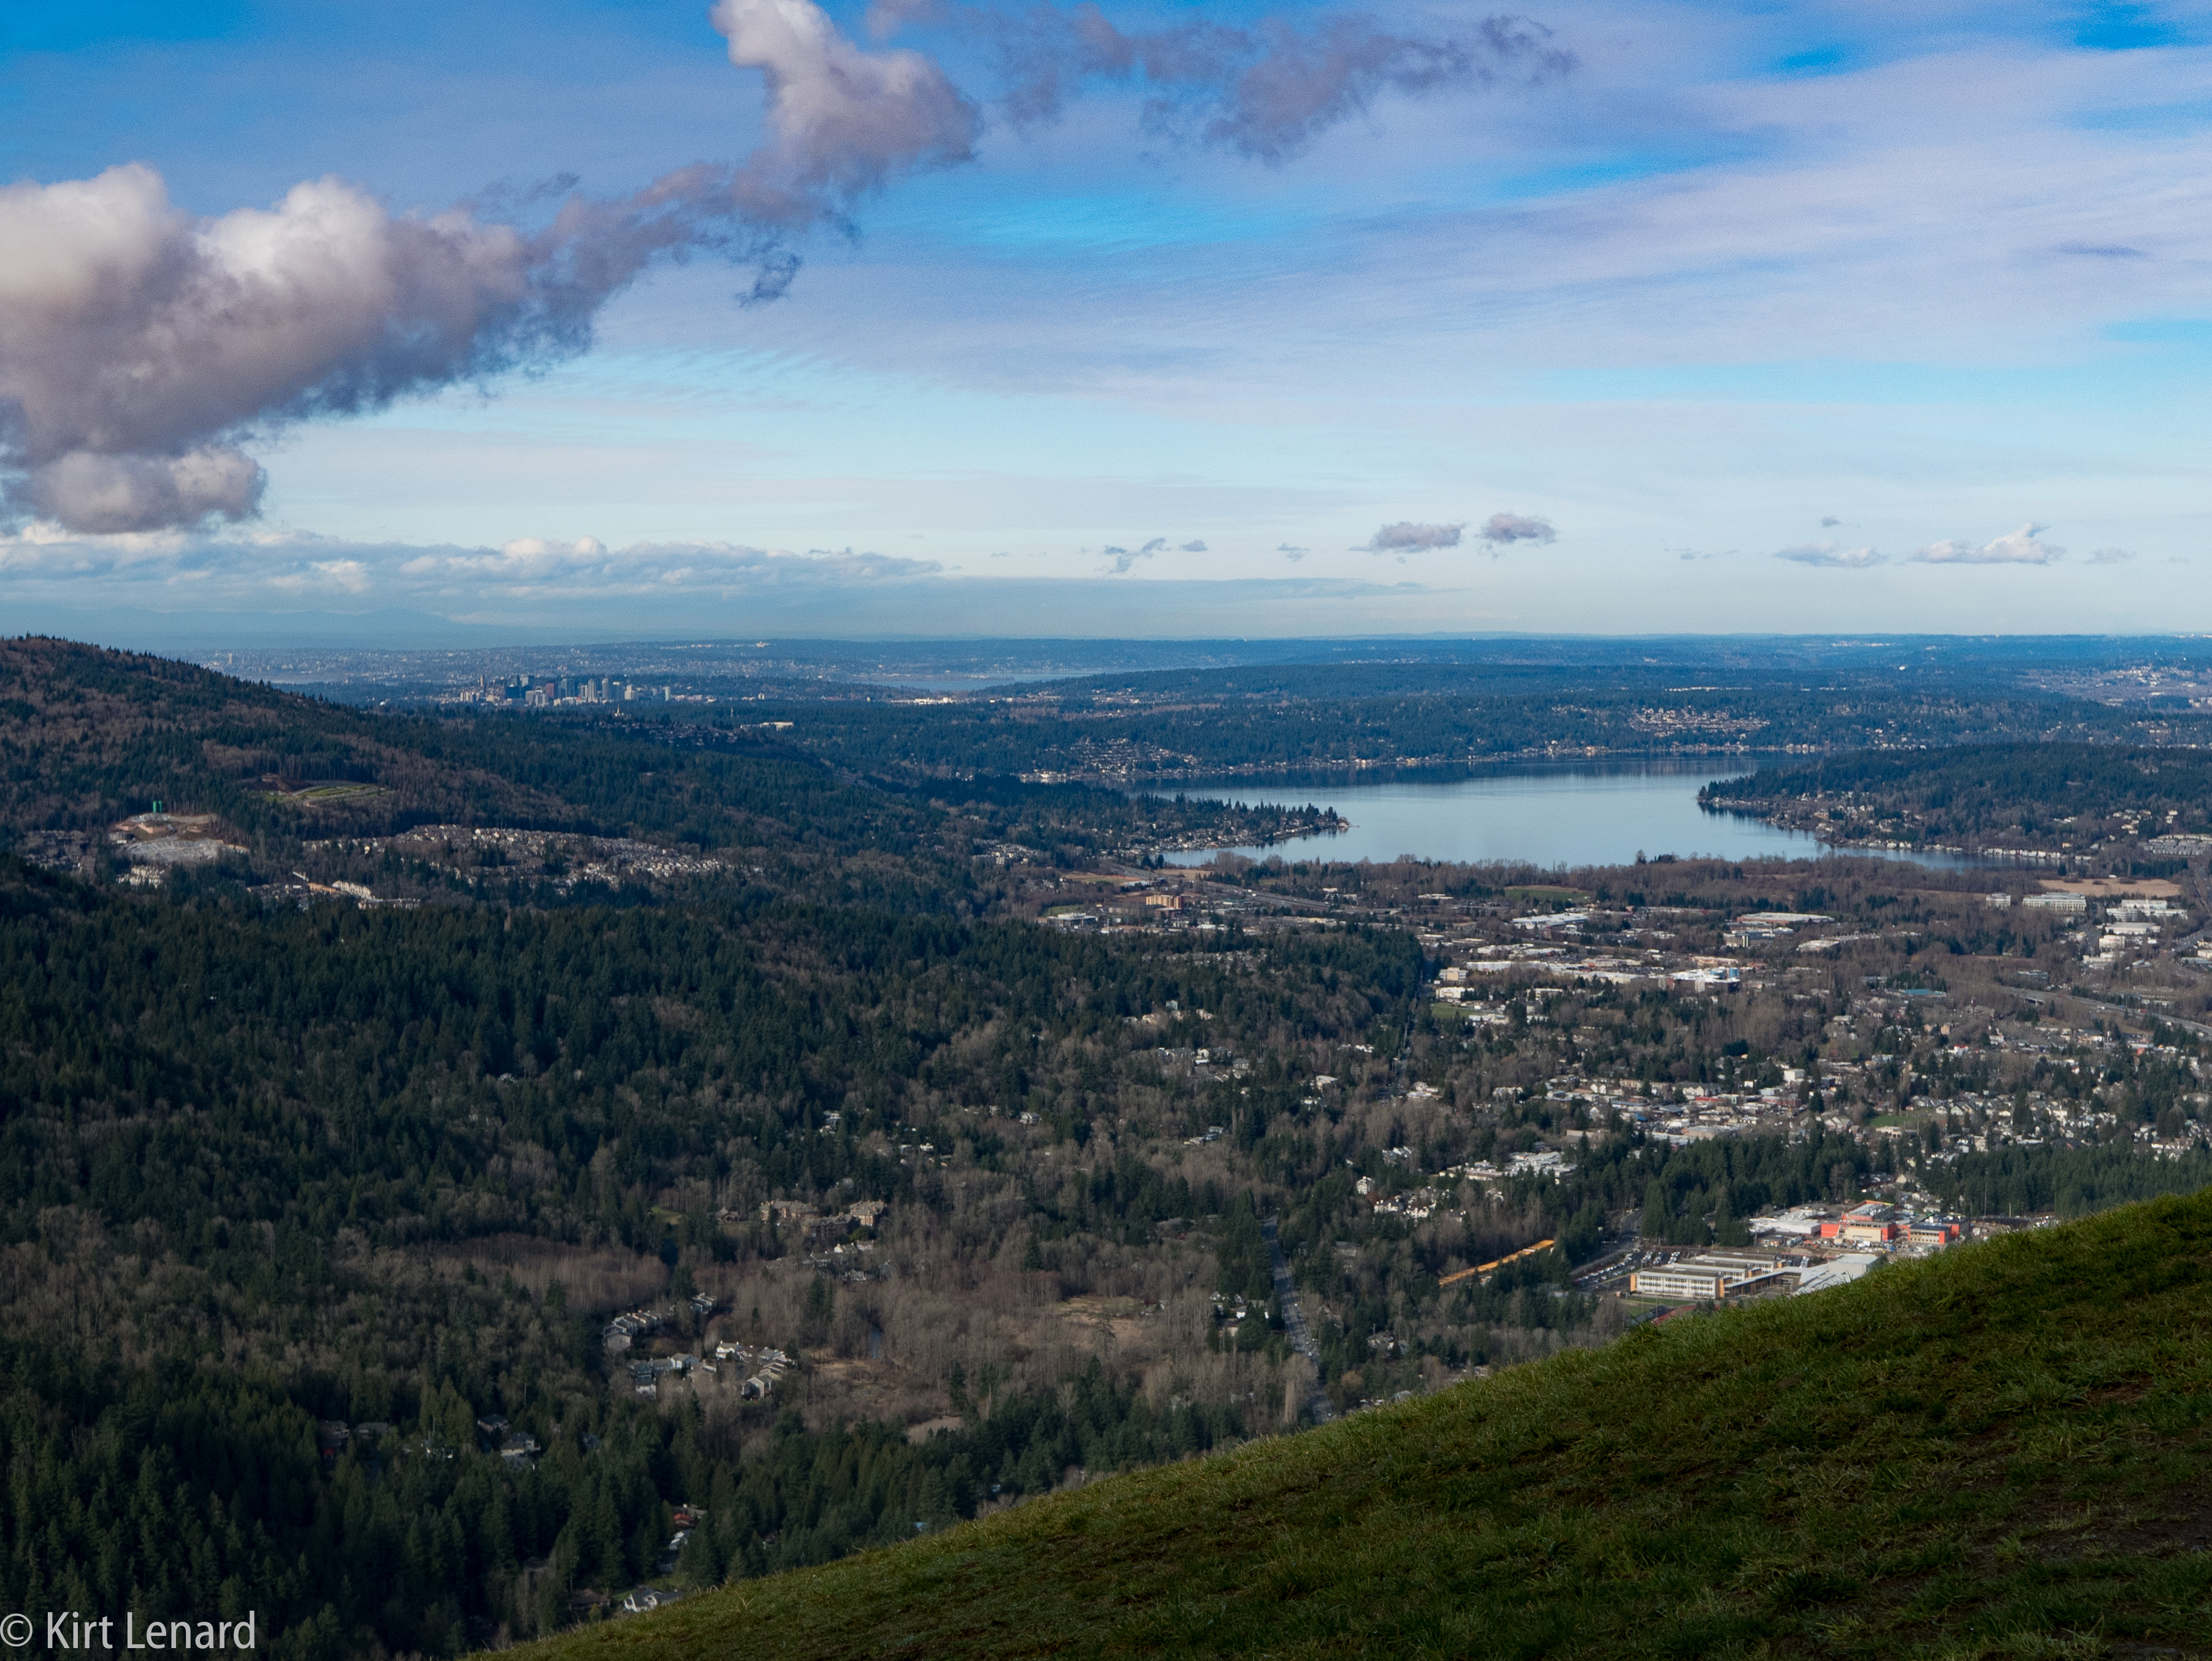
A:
[2014, 988, 2212, 1041]
[1262, 1214, 1337, 1425]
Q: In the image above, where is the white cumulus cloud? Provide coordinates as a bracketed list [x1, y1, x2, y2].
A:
[1913, 523, 2064, 565]
[712, 0, 979, 226]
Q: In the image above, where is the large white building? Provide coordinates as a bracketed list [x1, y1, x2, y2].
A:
[1629, 1254, 1795, 1302]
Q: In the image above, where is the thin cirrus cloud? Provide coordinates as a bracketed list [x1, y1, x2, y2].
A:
[959, 4, 1577, 162]
[1101, 535, 1173, 573]
[0, 0, 1572, 538]
[1913, 524, 2064, 565]
[1776, 543, 1883, 568]
[1102, 536, 1166, 573]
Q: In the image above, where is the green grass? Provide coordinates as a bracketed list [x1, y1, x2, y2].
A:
[256, 782, 391, 804]
[517, 1193, 2212, 1660]
[1506, 884, 1588, 905]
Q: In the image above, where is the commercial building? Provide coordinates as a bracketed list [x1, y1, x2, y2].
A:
[1670, 966, 1742, 994]
[1819, 1201, 1899, 1245]
[1629, 1253, 1796, 1302]
[1904, 1220, 1962, 1248]
[1751, 1205, 1835, 1240]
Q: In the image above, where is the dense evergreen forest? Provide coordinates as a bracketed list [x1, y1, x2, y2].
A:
[0, 851, 1420, 1657]
[728, 685, 2212, 783]
[1705, 743, 2212, 855]
[0, 860, 1425, 1256]
[643, 647, 2212, 784]
[0, 1340, 1248, 1661]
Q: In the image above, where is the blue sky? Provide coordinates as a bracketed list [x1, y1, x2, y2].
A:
[2, 0, 2210, 643]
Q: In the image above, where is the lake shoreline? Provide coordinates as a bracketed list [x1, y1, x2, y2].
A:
[1144, 760, 2001, 872]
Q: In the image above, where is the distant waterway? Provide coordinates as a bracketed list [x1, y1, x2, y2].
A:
[1150, 761, 1997, 871]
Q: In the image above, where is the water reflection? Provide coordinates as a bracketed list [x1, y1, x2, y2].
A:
[1149, 760, 1994, 871]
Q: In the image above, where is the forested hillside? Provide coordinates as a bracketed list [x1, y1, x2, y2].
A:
[727, 680, 2212, 784]
[511, 1190, 2212, 1660]
[0, 639, 1335, 885]
[1705, 743, 2212, 861]
[0, 854, 1426, 1656]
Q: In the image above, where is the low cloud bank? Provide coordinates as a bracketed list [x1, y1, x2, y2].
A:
[0, 525, 1450, 644]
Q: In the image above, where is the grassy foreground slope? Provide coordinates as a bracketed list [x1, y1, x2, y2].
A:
[521, 1193, 2212, 1660]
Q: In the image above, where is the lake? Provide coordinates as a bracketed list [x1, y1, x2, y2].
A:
[1154, 760, 1991, 871]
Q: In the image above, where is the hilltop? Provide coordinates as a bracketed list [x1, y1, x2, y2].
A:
[517, 1191, 2212, 1660]
[0, 636, 872, 853]
[0, 635, 557, 831]
[0, 638, 1341, 893]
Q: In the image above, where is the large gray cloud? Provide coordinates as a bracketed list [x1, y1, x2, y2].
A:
[0, 163, 790, 534]
[0, 0, 977, 535]
[1, 0, 1573, 535]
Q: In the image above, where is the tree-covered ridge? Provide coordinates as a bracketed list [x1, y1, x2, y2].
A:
[1704, 742, 2212, 853]
[0, 635, 985, 866]
[722, 685, 2212, 784]
[0, 636, 559, 834]
[0, 639, 1339, 884]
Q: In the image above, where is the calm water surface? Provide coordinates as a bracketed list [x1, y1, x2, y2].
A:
[1154, 761, 1989, 871]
